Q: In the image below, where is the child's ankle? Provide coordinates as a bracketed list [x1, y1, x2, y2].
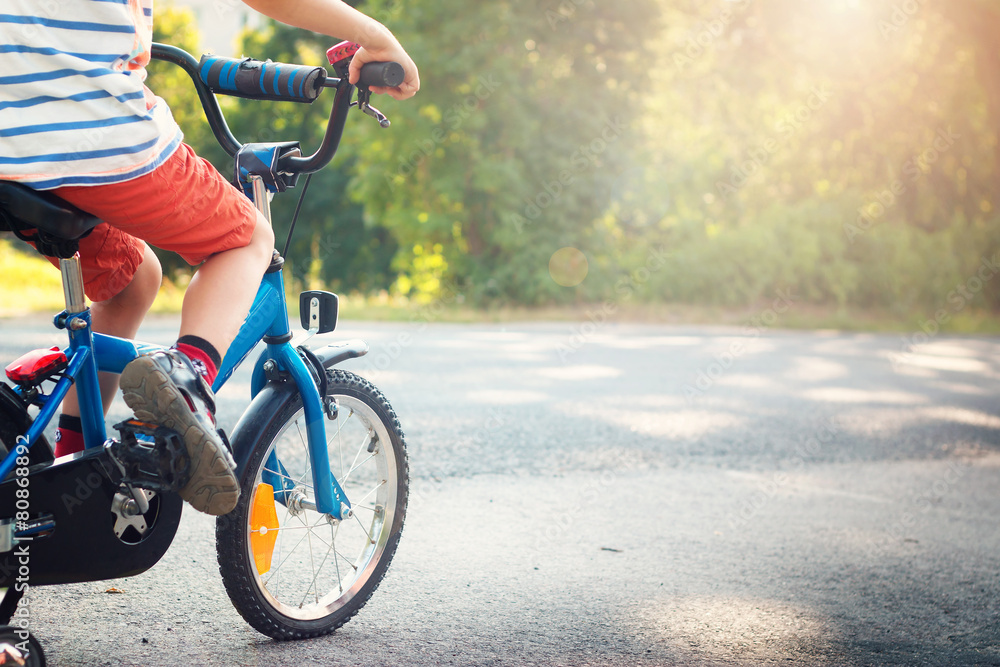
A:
[55, 413, 84, 457]
[174, 335, 222, 385]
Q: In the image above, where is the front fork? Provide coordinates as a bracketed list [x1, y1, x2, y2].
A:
[258, 341, 351, 519]
[217, 175, 351, 520]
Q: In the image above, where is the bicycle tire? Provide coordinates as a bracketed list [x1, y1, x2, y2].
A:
[216, 369, 408, 640]
[0, 383, 51, 464]
[0, 624, 45, 666]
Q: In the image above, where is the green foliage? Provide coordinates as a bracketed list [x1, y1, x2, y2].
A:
[146, 0, 1000, 316]
[608, 0, 1000, 313]
[347, 0, 662, 304]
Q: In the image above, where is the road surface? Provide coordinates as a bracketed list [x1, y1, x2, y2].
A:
[0, 316, 997, 666]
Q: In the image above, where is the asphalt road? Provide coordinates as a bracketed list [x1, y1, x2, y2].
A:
[0, 315, 998, 666]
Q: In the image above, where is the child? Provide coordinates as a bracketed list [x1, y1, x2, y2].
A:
[0, 0, 419, 515]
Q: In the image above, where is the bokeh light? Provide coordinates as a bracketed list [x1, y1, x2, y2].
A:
[549, 247, 589, 287]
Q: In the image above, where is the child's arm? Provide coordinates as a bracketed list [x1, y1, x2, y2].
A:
[239, 0, 419, 100]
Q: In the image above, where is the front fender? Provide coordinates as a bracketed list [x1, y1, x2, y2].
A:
[227, 378, 299, 477]
[248, 339, 369, 399]
[314, 339, 369, 369]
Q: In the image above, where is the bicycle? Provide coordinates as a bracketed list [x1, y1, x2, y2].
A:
[0, 41, 409, 663]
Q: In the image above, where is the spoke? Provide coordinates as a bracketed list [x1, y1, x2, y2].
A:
[324, 407, 356, 485]
[345, 452, 376, 483]
[325, 408, 352, 446]
[261, 506, 313, 588]
[294, 419, 308, 455]
[353, 512, 376, 544]
[273, 471, 295, 596]
[299, 518, 335, 552]
[337, 409, 345, 481]
[334, 545, 360, 571]
[264, 524, 330, 532]
[351, 480, 385, 508]
[331, 521, 343, 594]
[343, 430, 374, 485]
[295, 419, 315, 490]
[263, 465, 314, 492]
[301, 545, 336, 607]
[263, 419, 316, 493]
[262, 516, 313, 588]
[304, 515, 319, 605]
[299, 517, 336, 609]
[263, 447, 296, 597]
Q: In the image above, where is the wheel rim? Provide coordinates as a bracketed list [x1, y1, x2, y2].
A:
[246, 394, 398, 621]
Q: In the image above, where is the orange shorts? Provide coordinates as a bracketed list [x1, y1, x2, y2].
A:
[47, 143, 258, 302]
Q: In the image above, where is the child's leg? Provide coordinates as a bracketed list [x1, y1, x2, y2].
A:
[54, 143, 273, 362]
[178, 212, 274, 356]
[61, 243, 162, 417]
[52, 143, 273, 514]
[39, 225, 162, 456]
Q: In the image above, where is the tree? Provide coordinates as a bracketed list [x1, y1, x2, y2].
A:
[346, 0, 662, 304]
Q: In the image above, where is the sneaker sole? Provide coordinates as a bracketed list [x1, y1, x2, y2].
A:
[120, 356, 240, 516]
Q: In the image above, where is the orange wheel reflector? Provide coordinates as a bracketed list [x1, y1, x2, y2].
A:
[249, 483, 280, 575]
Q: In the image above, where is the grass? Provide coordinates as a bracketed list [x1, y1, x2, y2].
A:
[0, 239, 65, 317]
[4, 238, 1000, 334]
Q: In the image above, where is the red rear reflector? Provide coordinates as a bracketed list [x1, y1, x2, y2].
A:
[5, 346, 68, 384]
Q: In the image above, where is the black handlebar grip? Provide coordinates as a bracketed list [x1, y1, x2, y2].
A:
[358, 61, 405, 89]
[199, 55, 327, 103]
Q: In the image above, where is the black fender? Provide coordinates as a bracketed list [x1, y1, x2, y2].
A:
[229, 339, 368, 476]
[313, 339, 369, 370]
[227, 378, 299, 477]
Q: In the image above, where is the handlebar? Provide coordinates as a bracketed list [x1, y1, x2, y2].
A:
[199, 54, 328, 103]
[357, 61, 405, 88]
[151, 43, 242, 156]
[149, 42, 395, 177]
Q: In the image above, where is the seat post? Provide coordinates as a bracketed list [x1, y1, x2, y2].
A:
[59, 253, 87, 313]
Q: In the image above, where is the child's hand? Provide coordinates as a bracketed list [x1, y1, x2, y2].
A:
[242, 0, 419, 99]
[348, 29, 419, 100]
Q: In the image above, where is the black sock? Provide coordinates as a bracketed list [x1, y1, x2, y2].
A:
[58, 413, 83, 433]
[175, 335, 222, 369]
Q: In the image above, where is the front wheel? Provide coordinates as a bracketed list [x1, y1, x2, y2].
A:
[217, 370, 408, 640]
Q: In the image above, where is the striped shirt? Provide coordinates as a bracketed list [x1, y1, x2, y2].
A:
[0, 0, 182, 190]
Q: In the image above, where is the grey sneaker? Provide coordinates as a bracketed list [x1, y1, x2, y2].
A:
[120, 349, 239, 515]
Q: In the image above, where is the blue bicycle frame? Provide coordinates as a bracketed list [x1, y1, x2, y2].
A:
[0, 177, 352, 519]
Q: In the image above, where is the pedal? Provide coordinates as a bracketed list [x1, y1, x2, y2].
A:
[107, 420, 191, 494]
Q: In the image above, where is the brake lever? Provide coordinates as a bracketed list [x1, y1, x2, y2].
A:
[353, 88, 391, 129]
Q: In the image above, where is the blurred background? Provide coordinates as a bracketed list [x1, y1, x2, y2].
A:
[5, 0, 1000, 331]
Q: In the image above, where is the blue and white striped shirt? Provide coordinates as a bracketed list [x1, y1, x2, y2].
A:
[0, 0, 182, 190]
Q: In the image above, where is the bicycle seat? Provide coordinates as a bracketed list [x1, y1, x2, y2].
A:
[0, 181, 101, 241]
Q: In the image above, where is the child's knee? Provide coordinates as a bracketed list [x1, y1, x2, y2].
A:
[99, 245, 161, 310]
[129, 246, 163, 307]
[255, 213, 275, 247]
[250, 213, 275, 262]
